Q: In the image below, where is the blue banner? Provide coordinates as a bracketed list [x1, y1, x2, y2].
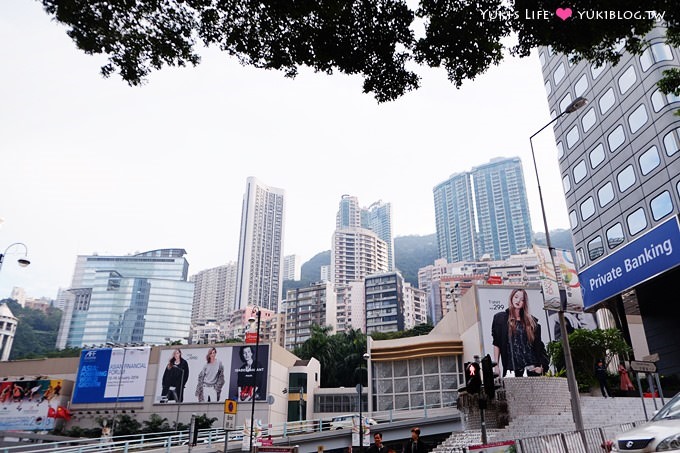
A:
[579, 216, 680, 309]
[72, 348, 150, 404]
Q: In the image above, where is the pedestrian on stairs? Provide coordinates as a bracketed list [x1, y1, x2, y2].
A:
[402, 427, 428, 453]
[595, 359, 610, 398]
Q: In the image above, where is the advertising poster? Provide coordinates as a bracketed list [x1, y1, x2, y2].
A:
[0, 378, 68, 431]
[533, 245, 585, 313]
[476, 286, 551, 375]
[72, 347, 151, 404]
[351, 416, 371, 448]
[154, 344, 270, 405]
[532, 244, 561, 311]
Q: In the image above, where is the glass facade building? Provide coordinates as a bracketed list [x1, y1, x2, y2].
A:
[57, 249, 193, 348]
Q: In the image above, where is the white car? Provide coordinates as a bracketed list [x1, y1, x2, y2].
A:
[611, 392, 680, 452]
[330, 415, 378, 430]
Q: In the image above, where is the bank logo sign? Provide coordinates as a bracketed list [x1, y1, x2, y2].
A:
[580, 216, 680, 309]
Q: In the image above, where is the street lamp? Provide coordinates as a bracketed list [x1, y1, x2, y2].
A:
[0, 243, 31, 273]
[246, 306, 262, 453]
[357, 352, 369, 453]
[529, 95, 588, 432]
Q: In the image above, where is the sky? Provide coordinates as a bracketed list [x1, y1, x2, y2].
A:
[0, 1, 569, 300]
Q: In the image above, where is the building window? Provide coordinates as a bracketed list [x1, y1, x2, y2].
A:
[618, 66, 637, 95]
[606, 223, 625, 249]
[617, 165, 636, 192]
[569, 210, 579, 229]
[580, 197, 596, 221]
[650, 191, 673, 221]
[575, 73, 589, 97]
[582, 108, 597, 133]
[591, 63, 606, 80]
[539, 51, 546, 66]
[563, 174, 571, 193]
[628, 104, 648, 134]
[598, 182, 615, 207]
[664, 129, 679, 157]
[589, 143, 605, 169]
[651, 89, 667, 112]
[566, 125, 580, 148]
[573, 160, 587, 184]
[639, 146, 660, 176]
[577, 248, 586, 267]
[627, 208, 647, 236]
[560, 92, 573, 113]
[587, 236, 604, 261]
[599, 88, 616, 115]
[608, 125, 625, 152]
[556, 141, 564, 159]
[554, 62, 566, 85]
[545, 80, 552, 96]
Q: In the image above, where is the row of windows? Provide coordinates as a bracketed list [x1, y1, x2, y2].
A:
[543, 42, 674, 97]
[564, 127, 680, 211]
[577, 183, 679, 265]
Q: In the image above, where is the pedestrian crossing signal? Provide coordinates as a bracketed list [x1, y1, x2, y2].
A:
[464, 362, 482, 394]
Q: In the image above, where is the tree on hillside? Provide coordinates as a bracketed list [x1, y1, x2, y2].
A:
[38, 0, 679, 102]
[394, 234, 438, 286]
[1, 299, 64, 360]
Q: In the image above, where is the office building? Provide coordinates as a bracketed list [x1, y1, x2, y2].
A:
[336, 194, 362, 229]
[472, 157, 533, 260]
[235, 177, 286, 312]
[190, 262, 237, 324]
[539, 30, 680, 375]
[56, 248, 194, 349]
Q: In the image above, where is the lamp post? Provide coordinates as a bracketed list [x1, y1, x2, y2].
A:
[529, 96, 588, 432]
[247, 306, 262, 453]
[0, 242, 31, 273]
[357, 352, 369, 453]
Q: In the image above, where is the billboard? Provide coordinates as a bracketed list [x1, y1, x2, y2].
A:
[72, 347, 151, 404]
[533, 245, 584, 313]
[0, 378, 69, 431]
[155, 344, 269, 404]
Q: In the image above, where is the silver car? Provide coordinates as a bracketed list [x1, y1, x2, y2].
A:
[612, 392, 680, 452]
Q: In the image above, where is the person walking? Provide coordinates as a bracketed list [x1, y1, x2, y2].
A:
[367, 432, 387, 453]
[402, 427, 428, 453]
[595, 359, 610, 398]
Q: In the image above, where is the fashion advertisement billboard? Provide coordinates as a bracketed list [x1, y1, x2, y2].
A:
[72, 347, 151, 404]
[476, 286, 551, 377]
[155, 344, 269, 404]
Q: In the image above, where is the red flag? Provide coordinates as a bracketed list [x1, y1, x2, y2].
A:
[55, 406, 72, 420]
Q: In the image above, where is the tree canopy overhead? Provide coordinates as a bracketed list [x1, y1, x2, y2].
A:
[40, 0, 679, 101]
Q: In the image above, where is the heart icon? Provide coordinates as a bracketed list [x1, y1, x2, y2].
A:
[556, 7, 572, 20]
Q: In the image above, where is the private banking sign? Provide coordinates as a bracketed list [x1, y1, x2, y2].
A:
[580, 216, 680, 310]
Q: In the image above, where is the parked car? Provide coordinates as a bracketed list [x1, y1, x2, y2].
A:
[330, 415, 378, 430]
[611, 392, 680, 452]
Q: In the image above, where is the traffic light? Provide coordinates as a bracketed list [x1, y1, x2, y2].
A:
[481, 354, 499, 400]
[464, 361, 482, 394]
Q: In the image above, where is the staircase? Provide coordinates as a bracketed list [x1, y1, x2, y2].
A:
[432, 378, 666, 453]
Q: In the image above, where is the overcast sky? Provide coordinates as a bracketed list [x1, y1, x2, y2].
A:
[0, 1, 569, 299]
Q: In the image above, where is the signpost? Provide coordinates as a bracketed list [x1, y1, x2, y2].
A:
[630, 361, 657, 373]
[223, 400, 237, 453]
[628, 360, 664, 420]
